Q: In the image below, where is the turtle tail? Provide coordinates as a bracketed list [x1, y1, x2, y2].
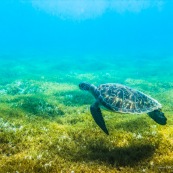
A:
[147, 109, 167, 125]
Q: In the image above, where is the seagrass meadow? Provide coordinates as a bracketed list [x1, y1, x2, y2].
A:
[0, 55, 173, 173]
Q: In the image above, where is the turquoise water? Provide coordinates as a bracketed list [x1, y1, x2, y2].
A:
[0, 1, 173, 172]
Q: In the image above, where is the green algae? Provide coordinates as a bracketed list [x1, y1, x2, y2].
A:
[0, 56, 173, 173]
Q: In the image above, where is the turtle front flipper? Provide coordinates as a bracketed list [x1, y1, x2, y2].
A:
[147, 109, 167, 125]
[90, 102, 109, 135]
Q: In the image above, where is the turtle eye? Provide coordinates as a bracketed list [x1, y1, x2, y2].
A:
[82, 84, 87, 90]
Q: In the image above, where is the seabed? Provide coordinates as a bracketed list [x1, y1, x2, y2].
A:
[0, 55, 173, 173]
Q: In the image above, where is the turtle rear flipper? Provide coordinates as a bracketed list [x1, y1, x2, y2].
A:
[147, 110, 167, 125]
[90, 102, 109, 135]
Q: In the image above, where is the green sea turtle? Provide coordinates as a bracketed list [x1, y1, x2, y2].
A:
[79, 82, 167, 135]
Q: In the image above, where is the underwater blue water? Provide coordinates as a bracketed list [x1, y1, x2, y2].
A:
[0, 1, 173, 58]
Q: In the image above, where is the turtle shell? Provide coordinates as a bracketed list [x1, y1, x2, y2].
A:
[96, 83, 161, 114]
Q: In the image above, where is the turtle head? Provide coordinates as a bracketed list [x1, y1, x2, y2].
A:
[79, 82, 91, 91]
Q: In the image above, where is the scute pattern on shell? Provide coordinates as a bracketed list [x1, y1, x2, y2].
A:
[96, 83, 161, 114]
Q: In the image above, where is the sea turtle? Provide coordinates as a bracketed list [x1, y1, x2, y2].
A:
[79, 82, 167, 135]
